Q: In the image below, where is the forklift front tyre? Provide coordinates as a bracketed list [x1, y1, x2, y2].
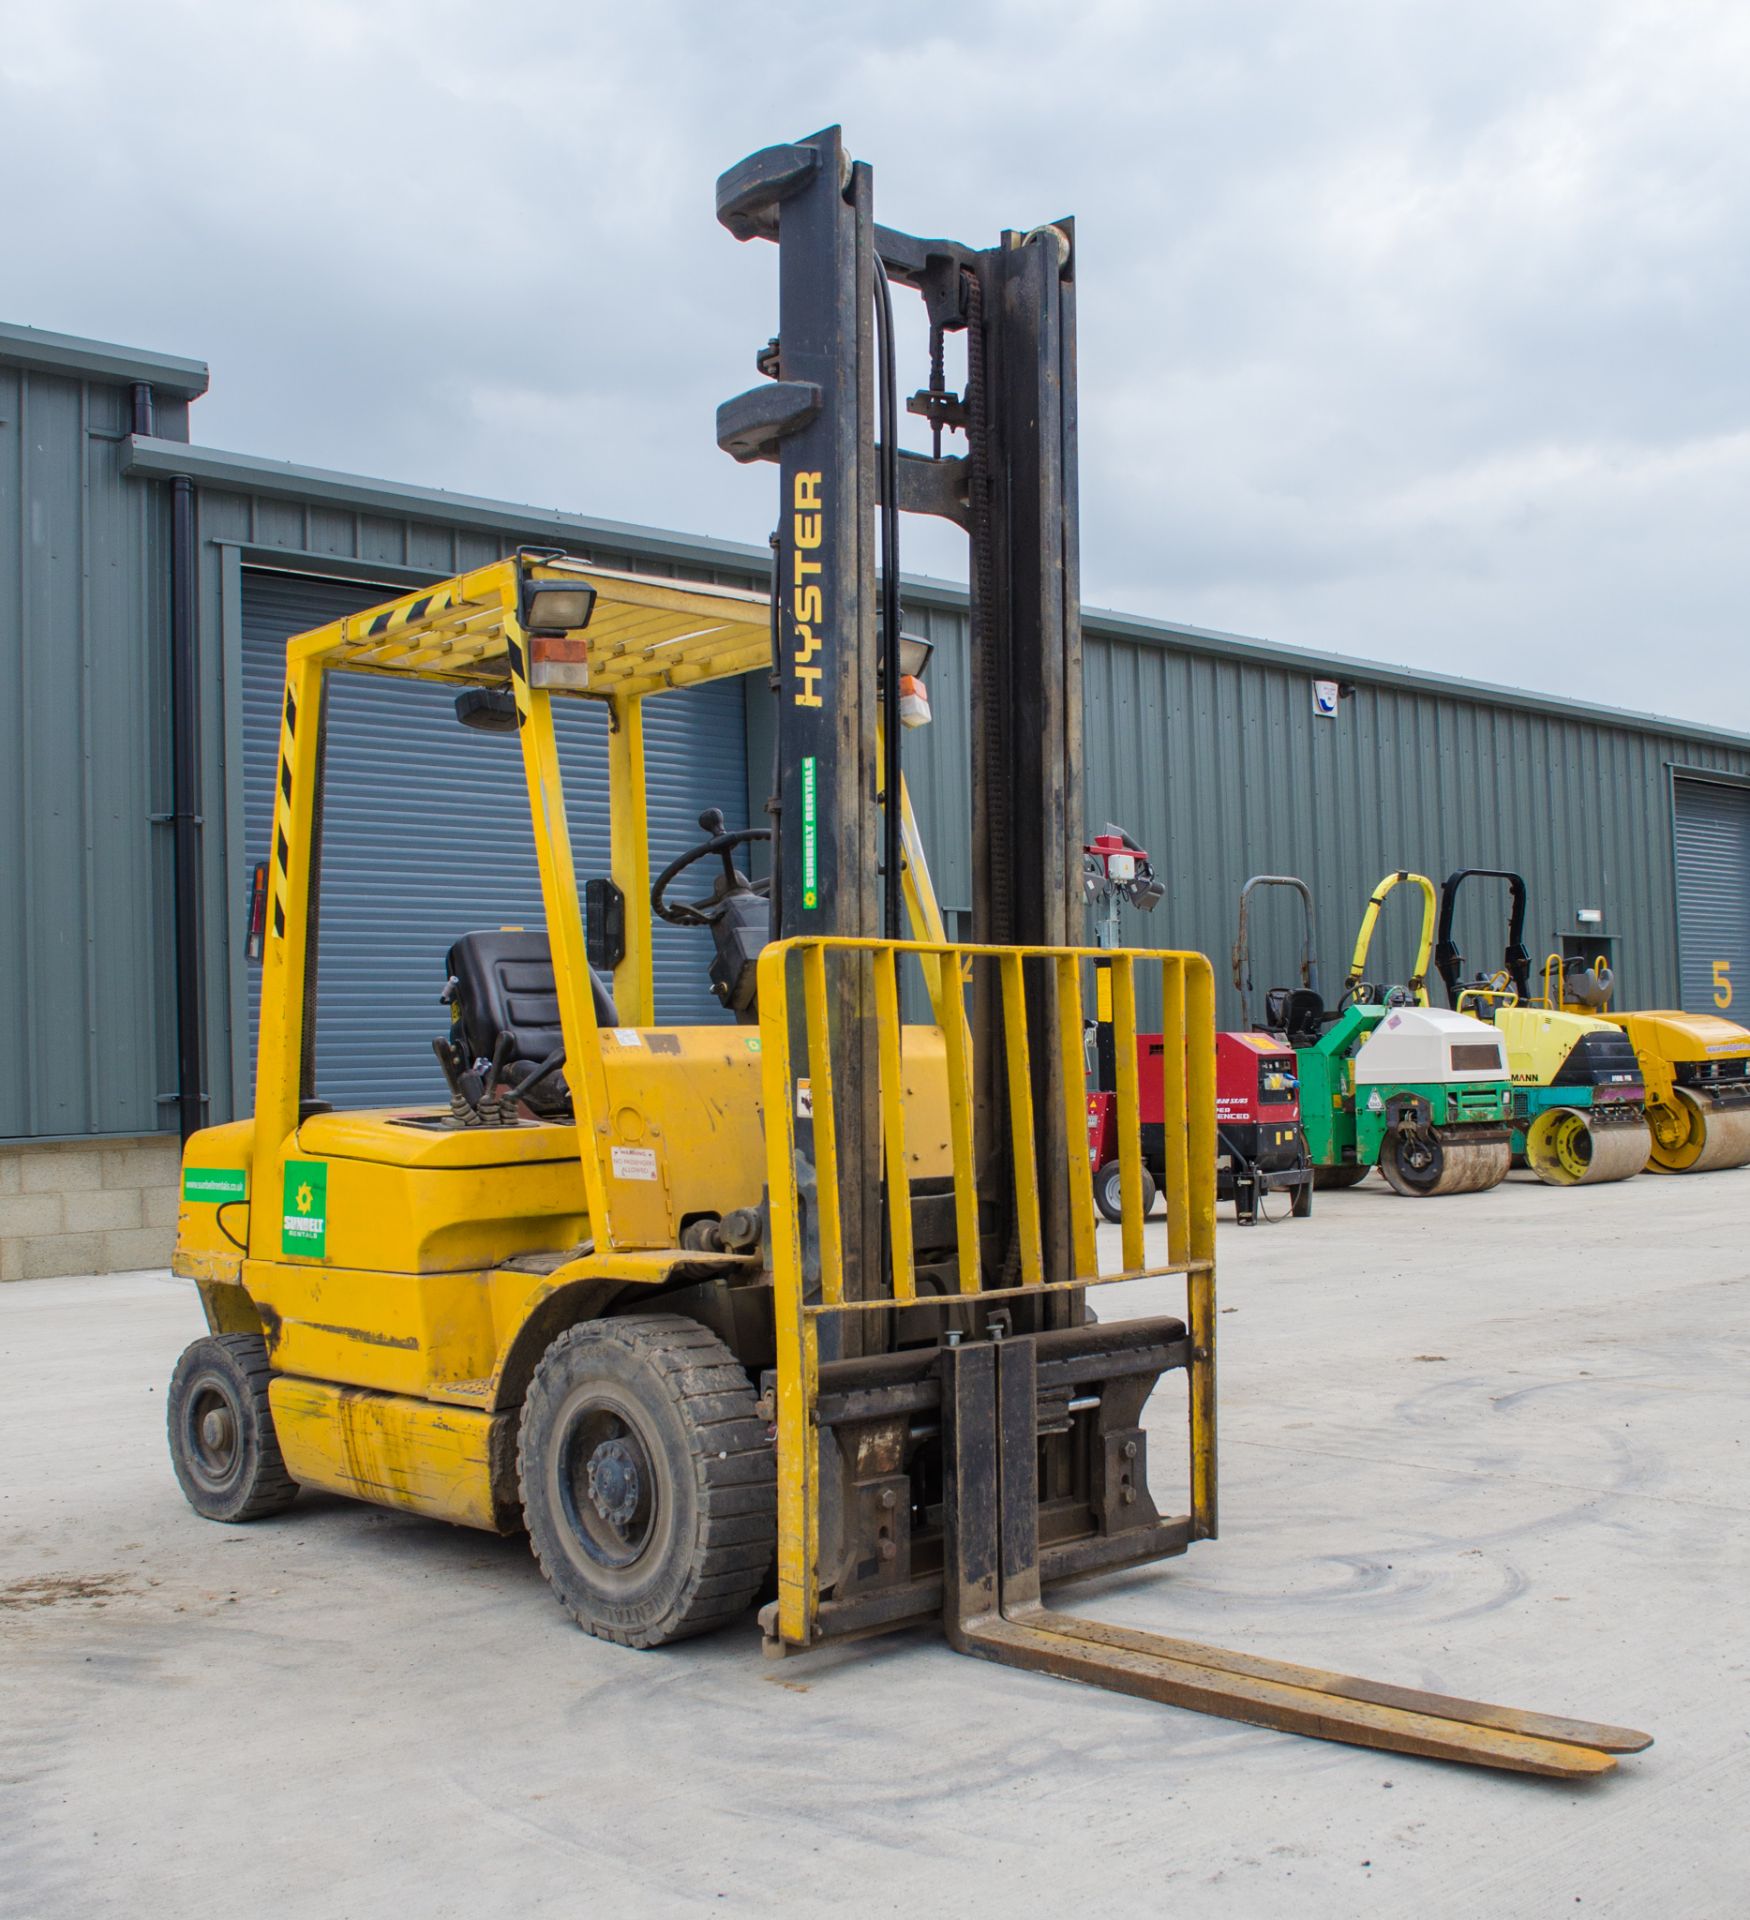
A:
[519, 1314, 776, 1648]
[1094, 1159, 1157, 1225]
[166, 1334, 300, 1523]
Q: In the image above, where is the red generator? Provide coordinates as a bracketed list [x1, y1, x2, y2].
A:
[1087, 1031, 1313, 1225]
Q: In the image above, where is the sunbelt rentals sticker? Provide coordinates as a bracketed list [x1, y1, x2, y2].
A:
[182, 1167, 247, 1204]
[282, 1159, 328, 1258]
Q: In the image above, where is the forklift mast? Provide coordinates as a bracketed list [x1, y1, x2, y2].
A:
[716, 126, 1084, 1308]
[703, 130, 1647, 1771]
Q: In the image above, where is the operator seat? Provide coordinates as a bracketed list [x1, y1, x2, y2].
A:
[1264, 985, 1326, 1047]
[444, 929, 618, 1069]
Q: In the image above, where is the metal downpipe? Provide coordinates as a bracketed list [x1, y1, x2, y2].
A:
[169, 472, 206, 1143]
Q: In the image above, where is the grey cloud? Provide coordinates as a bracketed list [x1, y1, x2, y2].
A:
[3, 0, 1744, 724]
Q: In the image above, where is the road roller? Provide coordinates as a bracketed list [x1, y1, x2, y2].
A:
[1237, 871, 1514, 1196]
[1434, 870, 1651, 1187]
[1544, 939, 1750, 1174]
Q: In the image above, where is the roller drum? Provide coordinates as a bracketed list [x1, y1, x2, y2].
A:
[1646, 1088, 1750, 1175]
[1377, 1126, 1510, 1197]
[1523, 1106, 1652, 1187]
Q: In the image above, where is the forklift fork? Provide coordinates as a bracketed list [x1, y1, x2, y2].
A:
[941, 1334, 1650, 1778]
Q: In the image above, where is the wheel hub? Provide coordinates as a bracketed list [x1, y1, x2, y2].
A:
[586, 1438, 642, 1529]
[187, 1382, 242, 1484]
[1400, 1130, 1437, 1174]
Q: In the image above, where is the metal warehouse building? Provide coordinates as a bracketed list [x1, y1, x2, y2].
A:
[5, 319, 1750, 1277]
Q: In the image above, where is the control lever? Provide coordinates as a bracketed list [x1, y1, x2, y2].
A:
[475, 1033, 517, 1126]
[508, 1046, 567, 1112]
[431, 1038, 475, 1126]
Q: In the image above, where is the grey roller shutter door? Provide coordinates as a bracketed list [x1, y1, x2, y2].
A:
[1673, 777, 1750, 1018]
[242, 569, 749, 1108]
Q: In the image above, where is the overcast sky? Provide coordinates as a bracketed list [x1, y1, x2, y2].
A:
[5, 1, 1746, 728]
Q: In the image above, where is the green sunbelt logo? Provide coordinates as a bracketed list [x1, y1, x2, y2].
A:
[182, 1167, 247, 1204]
[282, 1159, 328, 1258]
[800, 755, 819, 910]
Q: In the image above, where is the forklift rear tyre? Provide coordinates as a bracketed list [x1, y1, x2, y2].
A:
[519, 1314, 776, 1648]
[166, 1334, 300, 1523]
[1094, 1159, 1157, 1224]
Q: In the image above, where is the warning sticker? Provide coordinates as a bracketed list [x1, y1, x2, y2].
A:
[281, 1159, 328, 1258]
[613, 1029, 643, 1047]
[611, 1145, 659, 1182]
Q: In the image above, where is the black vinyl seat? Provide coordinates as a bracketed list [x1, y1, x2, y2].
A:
[1264, 985, 1326, 1047]
[444, 929, 618, 1067]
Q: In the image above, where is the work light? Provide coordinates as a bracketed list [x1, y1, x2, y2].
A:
[519, 578, 598, 635]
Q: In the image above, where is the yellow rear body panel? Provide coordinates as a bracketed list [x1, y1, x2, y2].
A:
[177, 1028, 955, 1407]
[268, 1376, 512, 1532]
[1494, 1006, 1613, 1084]
[1606, 1009, 1750, 1067]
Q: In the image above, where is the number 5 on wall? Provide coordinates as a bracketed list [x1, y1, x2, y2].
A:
[1715, 959, 1733, 1010]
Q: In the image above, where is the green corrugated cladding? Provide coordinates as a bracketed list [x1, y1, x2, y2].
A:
[860, 601, 1750, 1032]
[0, 335, 197, 1139]
[5, 319, 1750, 1139]
[1075, 634, 1750, 1029]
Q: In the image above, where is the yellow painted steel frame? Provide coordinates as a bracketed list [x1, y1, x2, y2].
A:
[247, 556, 963, 1271]
[254, 597, 615, 1251]
[608, 694, 654, 1026]
[757, 936, 1218, 1647]
[248, 557, 776, 1263]
[1346, 871, 1438, 1004]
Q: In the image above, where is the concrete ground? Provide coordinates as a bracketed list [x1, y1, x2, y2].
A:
[3, 1168, 1747, 1918]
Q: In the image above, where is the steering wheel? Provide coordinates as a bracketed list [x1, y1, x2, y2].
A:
[1341, 981, 1415, 1011]
[651, 809, 773, 927]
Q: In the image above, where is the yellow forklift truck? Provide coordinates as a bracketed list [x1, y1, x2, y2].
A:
[165, 128, 1646, 1776]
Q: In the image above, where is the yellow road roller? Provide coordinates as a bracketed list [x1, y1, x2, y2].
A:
[1435, 870, 1651, 1186]
[1546, 946, 1750, 1174]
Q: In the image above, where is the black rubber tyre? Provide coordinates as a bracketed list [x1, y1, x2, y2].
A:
[166, 1333, 299, 1523]
[1312, 1161, 1372, 1191]
[518, 1313, 776, 1648]
[1094, 1158, 1157, 1225]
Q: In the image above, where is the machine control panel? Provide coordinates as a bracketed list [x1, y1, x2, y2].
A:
[1216, 1031, 1301, 1123]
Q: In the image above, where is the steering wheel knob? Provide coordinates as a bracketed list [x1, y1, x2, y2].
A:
[698, 807, 726, 835]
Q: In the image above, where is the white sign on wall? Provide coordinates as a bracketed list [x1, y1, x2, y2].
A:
[1312, 679, 1341, 719]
